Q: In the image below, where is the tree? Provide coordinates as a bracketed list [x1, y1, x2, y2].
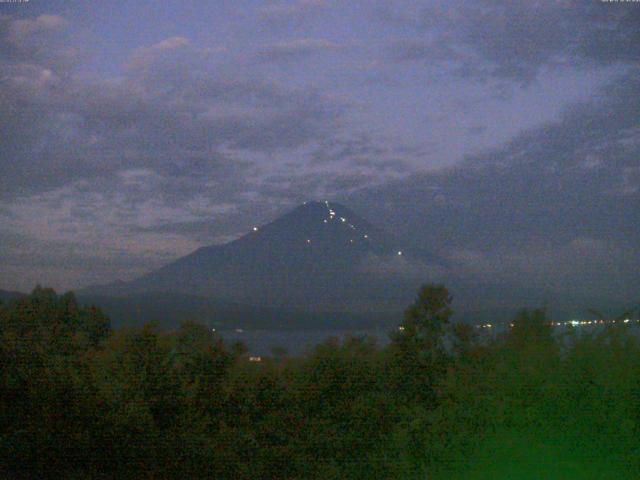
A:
[0, 288, 114, 478]
[392, 284, 452, 354]
[390, 284, 453, 404]
[506, 308, 554, 349]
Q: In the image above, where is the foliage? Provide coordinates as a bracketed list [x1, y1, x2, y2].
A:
[0, 286, 638, 478]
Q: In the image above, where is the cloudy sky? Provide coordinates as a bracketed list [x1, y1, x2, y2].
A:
[0, 0, 638, 310]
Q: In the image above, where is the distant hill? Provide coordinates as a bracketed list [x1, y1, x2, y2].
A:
[0, 289, 26, 303]
[82, 201, 444, 316]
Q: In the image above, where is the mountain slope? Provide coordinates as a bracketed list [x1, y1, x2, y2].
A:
[79, 291, 399, 330]
[0, 289, 26, 303]
[83, 201, 443, 311]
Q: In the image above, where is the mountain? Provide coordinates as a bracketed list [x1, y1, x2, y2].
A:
[79, 291, 399, 331]
[82, 201, 443, 314]
[0, 289, 26, 303]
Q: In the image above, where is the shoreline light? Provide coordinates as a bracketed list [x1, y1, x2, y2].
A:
[472, 317, 640, 330]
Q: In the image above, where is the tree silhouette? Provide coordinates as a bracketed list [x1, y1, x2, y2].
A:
[391, 284, 453, 403]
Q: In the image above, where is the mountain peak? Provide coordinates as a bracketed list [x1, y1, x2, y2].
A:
[83, 200, 423, 309]
[248, 200, 381, 248]
[289, 200, 352, 217]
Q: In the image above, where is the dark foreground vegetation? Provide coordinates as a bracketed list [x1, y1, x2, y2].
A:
[1, 286, 639, 479]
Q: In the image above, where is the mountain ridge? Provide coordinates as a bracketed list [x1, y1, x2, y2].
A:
[81, 201, 441, 313]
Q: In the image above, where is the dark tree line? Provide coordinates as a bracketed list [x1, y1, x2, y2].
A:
[0, 285, 639, 478]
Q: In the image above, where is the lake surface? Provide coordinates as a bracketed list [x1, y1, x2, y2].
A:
[219, 321, 640, 356]
[219, 328, 393, 355]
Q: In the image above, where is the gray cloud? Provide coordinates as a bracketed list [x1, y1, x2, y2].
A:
[1, 3, 638, 309]
[0, 24, 343, 202]
[257, 38, 344, 63]
[0, 14, 77, 69]
[347, 67, 640, 307]
[380, 1, 640, 84]
[257, 0, 329, 26]
[466, 125, 487, 136]
[0, 12, 392, 289]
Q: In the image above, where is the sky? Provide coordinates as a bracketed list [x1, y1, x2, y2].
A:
[0, 1, 638, 310]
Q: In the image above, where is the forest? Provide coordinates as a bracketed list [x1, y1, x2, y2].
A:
[1, 285, 639, 479]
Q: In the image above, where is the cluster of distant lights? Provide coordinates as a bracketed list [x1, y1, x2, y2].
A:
[219, 320, 638, 334]
[251, 200, 403, 256]
[394, 318, 640, 333]
[249, 207, 636, 335]
[473, 318, 639, 330]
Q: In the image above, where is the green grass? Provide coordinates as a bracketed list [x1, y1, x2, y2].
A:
[433, 429, 636, 479]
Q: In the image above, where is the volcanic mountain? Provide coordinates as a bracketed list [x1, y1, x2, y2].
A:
[83, 201, 443, 313]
